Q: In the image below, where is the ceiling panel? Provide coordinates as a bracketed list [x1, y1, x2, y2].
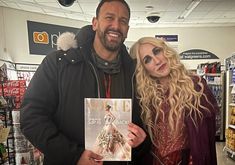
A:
[0, 0, 234, 27]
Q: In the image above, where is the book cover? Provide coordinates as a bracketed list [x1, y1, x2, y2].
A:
[85, 98, 132, 161]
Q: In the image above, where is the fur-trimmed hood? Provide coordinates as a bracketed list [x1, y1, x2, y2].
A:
[57, 25, 95, 51]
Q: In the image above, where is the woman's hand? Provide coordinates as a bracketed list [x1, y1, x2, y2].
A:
[127, 123, 147, 148]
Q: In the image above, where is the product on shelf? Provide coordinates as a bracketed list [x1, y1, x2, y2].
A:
[201, 70, 225, 141]
[225, 128, 235, 151]
[224, 55, 235, 161]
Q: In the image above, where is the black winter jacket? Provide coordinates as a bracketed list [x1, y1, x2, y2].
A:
[20, 26, 150, 165]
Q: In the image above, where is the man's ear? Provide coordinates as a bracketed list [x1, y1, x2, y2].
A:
[92, 17, 97, 31]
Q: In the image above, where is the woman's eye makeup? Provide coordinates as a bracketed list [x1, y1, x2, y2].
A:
[152, 47, 162, 55]
[143, 55, 152, 64]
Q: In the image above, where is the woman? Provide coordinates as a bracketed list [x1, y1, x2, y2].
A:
[130, 37, 218, 165]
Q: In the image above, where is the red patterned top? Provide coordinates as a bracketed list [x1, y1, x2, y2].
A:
[152, 102, 192, 165]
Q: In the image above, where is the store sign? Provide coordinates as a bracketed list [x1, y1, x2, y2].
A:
[27, 20, 79, 55]
[180, 49, 219, 60]
[15, 64, 39, 71]
[155, 35, 178, 42]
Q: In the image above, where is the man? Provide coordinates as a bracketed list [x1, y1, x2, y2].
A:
[20, 0, 150, 165]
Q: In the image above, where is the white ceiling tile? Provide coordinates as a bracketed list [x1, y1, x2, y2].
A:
[79, 2, 98, 13]
[168, 0, 189, 12]
[162, 11, 181, 18]
[0, 0, 234, 27]
[60, 2, 82, 12]
[188, 11, 209, 18]
[223, 11, 235, 18]
[214, 1, 235, 11]
[48, 12, 67, 18]
[194, 1, 219, 12]
[37, 2, 60, 8]
[128, 2, 149, 11]
[17, 4, 45, 13]
[0, 1, 7, 6]
[35, 0, 57, 2]
[228, 18, 235, 22]
[194, 18, 215, 23]
[214, 18, 233, 23]
[43, 8, 59, 13]
[206, 11, 225, 19]
[21, 0, 36, 2]
[77, 0, 99, 2]
[66, 13, 92, 22]
[2, 1, 21, 9]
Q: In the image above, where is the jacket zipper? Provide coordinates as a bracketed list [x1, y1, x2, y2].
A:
[131, 68, 136, 100]
[88, 61, 101, 98]
[88, 62, 135, 100]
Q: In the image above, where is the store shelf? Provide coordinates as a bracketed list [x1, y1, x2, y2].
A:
[203, 72, 225, 141]
[229, 124, 235, 129]
[230, 84, 235, 87]
[207, 82, 221, 85]
[204, 73, 221, 76]
[229, 103, 235, 106]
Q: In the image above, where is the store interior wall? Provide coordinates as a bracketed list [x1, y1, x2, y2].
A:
[0, 6, 88, 65]
[128, 27, 235, 69]
[1, 6, 235, 69]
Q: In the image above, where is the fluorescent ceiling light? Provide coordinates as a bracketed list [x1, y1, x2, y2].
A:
[178, 0, 202, 19]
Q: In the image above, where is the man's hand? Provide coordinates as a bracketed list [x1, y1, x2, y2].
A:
[127, 123, 146, 148]
[77, 150, 103, 165]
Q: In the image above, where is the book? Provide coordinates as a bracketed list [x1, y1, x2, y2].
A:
[85, 98, 132, 161]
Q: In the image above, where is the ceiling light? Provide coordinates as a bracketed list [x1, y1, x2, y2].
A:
[178, 0, 202, 19]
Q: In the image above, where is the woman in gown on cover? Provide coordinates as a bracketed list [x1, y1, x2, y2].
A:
[93, 105, 131, 160]
[130, 37, 218, 165]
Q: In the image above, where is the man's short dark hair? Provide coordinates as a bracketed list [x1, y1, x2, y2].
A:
[96, 0, 130, 19]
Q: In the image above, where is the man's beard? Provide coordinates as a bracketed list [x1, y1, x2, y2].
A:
[99, 29, 125, 52]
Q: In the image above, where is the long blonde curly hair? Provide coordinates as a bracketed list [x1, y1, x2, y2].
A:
[130, 37, 210, 146]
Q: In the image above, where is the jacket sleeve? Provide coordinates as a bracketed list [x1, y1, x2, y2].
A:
[186, 77, 217, 165]
[201, 78, 218, 165]
[131, 97, 152, 164]
[20, 52, 83, 165]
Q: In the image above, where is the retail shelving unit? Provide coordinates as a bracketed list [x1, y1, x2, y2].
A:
[203, 73, 225, 141]
[1, 61, 43, 165]
[0, 84, 16, 165]
[224, 55, 235, 161]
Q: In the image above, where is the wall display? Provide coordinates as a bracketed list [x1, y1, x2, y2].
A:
[0, 93, 16, 164]
[0, 61, 18, 81]
[198, 62, 225, 141]
[203, 72, 225, 141]
[225, 53, 235, 70]
[0, 69, 43, 164]
[155, 34, 179, 51]
[180, 49, 219, 60]
[15, 63, 39, 87]
[17, 72, 35, 87]
[27, 20, 80, 55]
[155, 35, 178, 42]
